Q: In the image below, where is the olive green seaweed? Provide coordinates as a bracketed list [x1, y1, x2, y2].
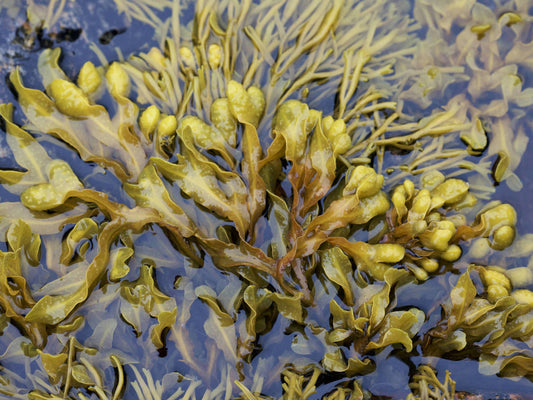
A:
[0, 0, 533, 399]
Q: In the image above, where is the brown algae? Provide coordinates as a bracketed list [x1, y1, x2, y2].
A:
[0, 0, 532, 399]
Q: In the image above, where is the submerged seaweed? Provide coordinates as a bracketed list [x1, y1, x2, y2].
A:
[0, 0, 532, 399]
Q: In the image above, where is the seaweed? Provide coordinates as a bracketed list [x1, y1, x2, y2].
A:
[0, 0, 532, 399]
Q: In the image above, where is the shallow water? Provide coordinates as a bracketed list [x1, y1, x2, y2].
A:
[0, 1, 533, 399]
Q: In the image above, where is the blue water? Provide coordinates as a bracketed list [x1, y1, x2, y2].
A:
[0, 1, 532, 399]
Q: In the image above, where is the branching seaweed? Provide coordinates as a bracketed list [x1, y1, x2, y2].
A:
[0, 0, 533, 399]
